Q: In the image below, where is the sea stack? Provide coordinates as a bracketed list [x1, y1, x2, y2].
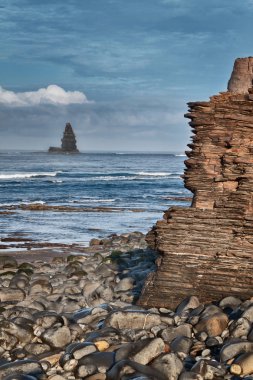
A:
[48, 123, 79, 153]
[139, 57, 253, 308]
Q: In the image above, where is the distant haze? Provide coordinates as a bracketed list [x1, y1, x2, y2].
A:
[0, 0, 251, 151]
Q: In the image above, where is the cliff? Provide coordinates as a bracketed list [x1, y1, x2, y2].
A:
[139, 57, 253, 308]
[48, 123, 79, 153]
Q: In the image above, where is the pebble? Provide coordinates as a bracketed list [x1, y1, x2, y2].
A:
[0, 231, 253, 379]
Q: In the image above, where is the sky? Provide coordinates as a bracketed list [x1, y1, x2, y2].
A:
[0, 0, 253, 152]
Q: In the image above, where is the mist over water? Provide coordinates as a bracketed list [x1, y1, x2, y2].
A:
[0, 152, 191, 245]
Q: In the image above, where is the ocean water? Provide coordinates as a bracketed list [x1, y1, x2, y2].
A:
[0, 152, 191, 245]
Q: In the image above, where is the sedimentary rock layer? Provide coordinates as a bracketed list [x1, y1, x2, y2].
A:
[48, 122, 79, 153]
[139, 57, 253, 308]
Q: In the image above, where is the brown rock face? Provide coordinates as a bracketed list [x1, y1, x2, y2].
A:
[139, 57, 253, 308]
[228, 57, 253, 93]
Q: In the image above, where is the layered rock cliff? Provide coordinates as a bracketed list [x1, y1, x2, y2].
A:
[49, 123, 79, 153]
[139, 57, 253, 308]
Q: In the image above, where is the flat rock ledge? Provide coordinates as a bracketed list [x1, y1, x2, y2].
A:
[0, 233, 253, 379]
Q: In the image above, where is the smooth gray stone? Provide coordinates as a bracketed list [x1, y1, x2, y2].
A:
[242, 305, 253, 323]
[179, 372, 204, 380]
[104, 310, 161, 330]
[130, 338, 165, 365]
[41, 325, 71, 348]
[3, 375, 38, 380]
[229, 317, 251, 338]
[200, 304, 223, 318]
[191, 359, 226, 378]
[161, 324, 192, 343]
[115, 277, 134, 292]
[171, 336, 192, 354]
[151, 353, 183, 380]
[220, 340, 253, 362]
[107, 359, 167, 380]
[248, 327, 253, 342]
[60, 342, 97, 366]
[115, 339, 153, 362]
[76, 352, 115, 377]
[219, 296, 242, 309]
[176, 296, 200, 316]
[0, 360, 43, 379]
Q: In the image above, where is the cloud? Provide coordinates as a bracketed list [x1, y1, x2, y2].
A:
[0, 85, 91, 106]
[0, 95, 190, 152]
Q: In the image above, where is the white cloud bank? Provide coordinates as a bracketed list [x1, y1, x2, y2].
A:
[0, 85, 91, 106]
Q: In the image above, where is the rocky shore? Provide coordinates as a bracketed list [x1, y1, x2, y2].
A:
[0, 232, 253, 379]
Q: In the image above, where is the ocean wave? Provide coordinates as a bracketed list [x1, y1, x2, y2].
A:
[80, 173, 182, 181]
[70, 198, 116, 203]
[48, 179, 63, 183]
[87, 175, 137, 181]
[138, 172, 172, 176]
[0, 172, 61, 180]
[175, 154, 186, 157]
[0, 200, 45, 207]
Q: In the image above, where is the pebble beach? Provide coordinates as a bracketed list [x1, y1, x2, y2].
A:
[1, 232, 253, 379]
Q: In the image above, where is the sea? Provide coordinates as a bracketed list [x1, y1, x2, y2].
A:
[0, 151, 191, 246]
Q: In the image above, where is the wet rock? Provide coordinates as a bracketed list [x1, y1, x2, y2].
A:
[60, 342, 97, 365]
[47, 375, 66, 380]
[0, 288, 25, 303]
[0, 360, 44, 378]
[75, 352, 115, 377]
[115, 277, 134, 292]
[230, 352, 253, 376]
[229, 317, 252, 338]
[104, 310, 161, 330]
[179, 372, 204, 380]
[195, 312, 228, 337]
[176, 296, 200, 316]
[161, 324, 192, 343]
[170, 336, 192, 354]
[191, 359, 227, 378]
[107, 359, 167, 380]
[24, 343, 51, 356]
[151, 353, 183, 380]
[130, 338, 165, 365]
[241, 305, 253, 322]
[0, 255, 18, 269]
[30, 279, 53, 295]
[219, 296, 242, 310]
[220, 340, 253, 362]
[1, 320, 33, 344]
[41, 326, 71, 348]
[248, 327, 253, 342]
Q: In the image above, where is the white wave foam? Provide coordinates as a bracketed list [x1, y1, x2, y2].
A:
[70, 198, 116, 203]
[88, 176, 137, 181]
[22, 200, 45, 205]
[87, 198, 116, 203]
[138, 172, 172, 176]
[50, 180, 63, 183]
[0, 171, 61, 180]
[0, 200, 45, 207]
[85, 173, 179, 181]
[175, 154, 186, 157]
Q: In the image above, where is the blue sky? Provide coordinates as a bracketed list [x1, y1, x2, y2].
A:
[0, 0, 253, 151]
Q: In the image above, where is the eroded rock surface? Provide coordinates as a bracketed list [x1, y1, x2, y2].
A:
[140, 57, 253, 308]
[48, 123, 79, 153]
